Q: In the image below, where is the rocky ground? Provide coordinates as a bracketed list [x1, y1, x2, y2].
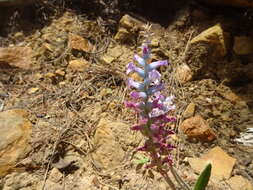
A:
[0, 0, 253, 190]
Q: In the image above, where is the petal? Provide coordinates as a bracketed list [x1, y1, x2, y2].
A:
[126, 78, 143, 90]
[142, 44, 151, 59]
[148, 70, 161, 84]
[148, 60, 168, 71]
[126, 62, 145, 77]
[134, 54, 146, 67]
[147, 83, 164, 95]
[130, 91, 147, 99]
[131, 125, 143, 131]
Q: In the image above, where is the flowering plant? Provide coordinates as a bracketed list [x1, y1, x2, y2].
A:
[125, 38, 213, 190]
[125, 38, 181, 189]
[125, 41, 176, 166]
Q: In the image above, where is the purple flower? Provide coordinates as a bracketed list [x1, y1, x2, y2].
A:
[125, 42, 175, 168]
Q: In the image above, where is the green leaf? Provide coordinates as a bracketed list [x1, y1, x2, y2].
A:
[193, 163, 212, 190]
[134, 154, 149, 164]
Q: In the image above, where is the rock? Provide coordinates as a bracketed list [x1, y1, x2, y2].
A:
[27, 87, 39, 94]
[115, 14, 145, 43]
[190, 24, 227, 56]
[0, 47, 33, 69]
[119, 14, 145, 30]
[175, 64, 193, 84]
[69, 33, 93, 53]
[227, 175, 253, 190]
[0, 109, 32, 177]
[92, 119, 125, 171]
[114, 28, 133, 43]
[188, 146, 236, 182]
[55, 69, 65, 76]
[180, 115, 216, 142]
[101, 54, 115, 64]
[183, 102, 196, 118]
[233, 36, 253, 55]
[200, 0, 253, 8]
[3, 172, 39, 190]
[49, 168, 63, 183]
[68, 59, 89, 72]
[38, 180, 62, 190]
[222, 91, 242, 104]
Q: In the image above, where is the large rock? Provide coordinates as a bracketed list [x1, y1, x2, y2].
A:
[188, 146, 236, 182]
[190, 24, 227, 56]
[92, 119, 125, 171]
[0, 47, 33, 69]
[114, 14, 145, 43]
[0, 109, 32, 176]
[92, 118, 142, 171]
[180, 115, 216, 142]
[227, 175, 253, 190]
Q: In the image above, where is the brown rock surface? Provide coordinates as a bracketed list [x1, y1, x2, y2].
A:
[190, 24, 227, 56]
[69, 33, 93, 53]
[183, 102, 196, 118]
[0, 47, 33, 69]
[68, 59, 89, 72]
[0, 109, 32, 176]
[175, 64, 193, 84]
[180, 115, 216, 142]
[188, 146, 236, 182]
[227, 175, 253, 190]
[92, 119, 125, 171]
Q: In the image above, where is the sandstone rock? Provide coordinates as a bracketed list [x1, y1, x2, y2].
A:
[227, 175, 253, 190]
[115, 14, 145, 43]
[27, 87, 39, 94]
[175, 64, 193, 84]
[92, 119, 125, 171]
[0, 109, 32, 177]
[69, 33, 93, 53]
[233, 36, 253, 55]
[119, 14, 144, 30]
[68, 59, 89, 72]
[200, 0, 253, 8]
[0, 47, 33, 69]
[190, 24, 227, 56]
[114, 27, 133, 42]
[3, 172, 39, 190]
[180, 115, 216, 142]
[49, 168, 63, 183]
[183, 102, 196, 118]
[188, 146, 236, 182]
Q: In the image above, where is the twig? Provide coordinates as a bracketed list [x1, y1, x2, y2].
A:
[170, 166, 191, 190]
[61, 140, 87, 156]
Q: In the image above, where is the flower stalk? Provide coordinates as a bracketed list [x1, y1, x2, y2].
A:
[125, 40, 178, 189]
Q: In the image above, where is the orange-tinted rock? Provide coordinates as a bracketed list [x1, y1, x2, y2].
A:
[175, 64, 193, 84]
[188, 146, 236, 182]
[0, 109, 32, 176]
[0, 47, 33, 69]
[180, 115, 216, 142]
[69, 33, 93, 53]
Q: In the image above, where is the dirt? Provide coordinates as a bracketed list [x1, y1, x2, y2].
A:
[0, 1, 253, 190]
